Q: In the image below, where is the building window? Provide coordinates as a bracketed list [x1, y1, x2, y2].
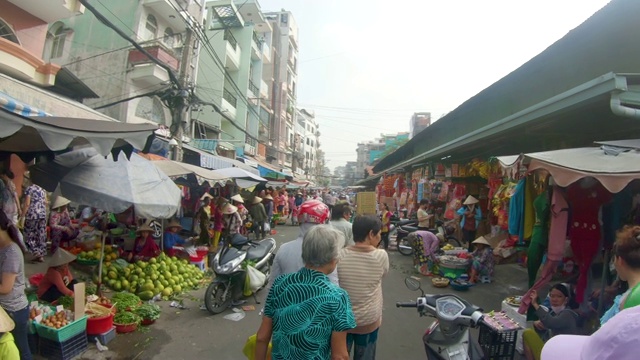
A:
[144, 14, 158, 40]
[135, 97, 166, 125]
[306, 138, 309, 145]
[163, 27, 175, 48]
[50, 26, 67, 59]
[0, 18, 19, 44]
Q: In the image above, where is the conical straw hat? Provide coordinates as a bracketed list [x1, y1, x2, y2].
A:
[49, 248, 77, 267]
[463, 196, 479, 205]
[0, 306, 15, 332]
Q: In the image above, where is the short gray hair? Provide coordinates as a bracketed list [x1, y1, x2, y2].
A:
[302, 225, 342, 267]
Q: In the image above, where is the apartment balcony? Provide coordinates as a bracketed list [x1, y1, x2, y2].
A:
[9, 0, 84, 23]
[251, 32, 262, 61]
[128, 44, 179, 71]
[224, 30, 241, 71]
[221, 88, 237, 118]
[262, 46, 271, 64]
[129, 63, 170, 87]
[142, 0, 188, 31]
[0, 38, 61, 87]
[248, 80, 259, 98]
[260, 79, 269, 99]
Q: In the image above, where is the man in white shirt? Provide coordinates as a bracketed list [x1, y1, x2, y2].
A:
[329, 202, 354, 247]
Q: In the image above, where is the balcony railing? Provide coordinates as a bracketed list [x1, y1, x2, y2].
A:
[248, 81, 259, 97]
[223, 88, 237, 107]
[252, 31, 261, 49]
[224, 29, 238, 50]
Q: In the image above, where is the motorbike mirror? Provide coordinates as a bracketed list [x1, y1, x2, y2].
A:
[405, 277, 422, 292]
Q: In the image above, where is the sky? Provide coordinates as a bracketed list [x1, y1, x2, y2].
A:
[259, 0, 612, 171]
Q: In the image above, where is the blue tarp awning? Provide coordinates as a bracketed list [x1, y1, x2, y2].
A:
[0, 91, 51, 117]
[258, 165, 288, 180]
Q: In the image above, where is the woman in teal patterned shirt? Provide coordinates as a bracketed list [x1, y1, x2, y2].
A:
[255, 225, 356, 360]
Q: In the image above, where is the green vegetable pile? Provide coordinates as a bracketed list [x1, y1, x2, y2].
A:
[134, 304, 161, 321]
[58, 296, 74, 309]
[111, 292, 142, 312]
[114, 311, 141, 325]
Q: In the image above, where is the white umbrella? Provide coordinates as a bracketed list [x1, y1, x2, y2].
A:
[30, 148, 181, 219]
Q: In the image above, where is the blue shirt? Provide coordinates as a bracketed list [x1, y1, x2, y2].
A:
[265, 268, 356, 360]
[163, 232, 185, 249]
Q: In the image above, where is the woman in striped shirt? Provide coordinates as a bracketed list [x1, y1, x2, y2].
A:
[338, 215, 389, 360]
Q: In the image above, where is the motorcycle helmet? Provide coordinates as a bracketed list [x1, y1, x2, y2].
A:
[298, 200, 330, 224]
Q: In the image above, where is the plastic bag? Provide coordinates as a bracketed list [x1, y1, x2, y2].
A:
[264, 221, 271, 233]
[242, 334, 272, 360]
[247, 265, 266, 293]
[243, 271, 253, 297]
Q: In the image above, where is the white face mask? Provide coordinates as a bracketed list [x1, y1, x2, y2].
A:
[551, 305, 566, 314]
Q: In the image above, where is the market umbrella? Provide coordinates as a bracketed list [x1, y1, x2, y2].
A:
[30, 148, 181, 219]
[209, 167, 268, 188]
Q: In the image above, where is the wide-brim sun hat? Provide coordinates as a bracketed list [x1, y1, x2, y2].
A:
[541, 305, 640, 360]
[231, 194, 244, 203]
[51, 195, 71, 210]
[263, 194, 273, 201]
[49, 248, 77, 267]
[252, 197, 263, 204]
[200, 193, 213, 200]
[472, 236, 491, 246]
[136, 223, 154, 234]
[436, 233, 445, 242]
[463, 195, 479, 205]
[0, 306, 15, 332]
[166, 219, 182, 230]
[222, 203, 238, 215]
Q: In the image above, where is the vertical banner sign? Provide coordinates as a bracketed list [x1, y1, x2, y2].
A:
[417, 182, 424, 203]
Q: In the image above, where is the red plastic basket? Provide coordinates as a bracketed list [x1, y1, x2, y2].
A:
[86, 313, 114, 335]
[114, 322, 138, 333]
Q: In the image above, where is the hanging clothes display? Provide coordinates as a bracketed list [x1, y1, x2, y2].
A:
[547, 187, 569, 262]
[508, 178, 526, 241]
[566, 181, 612, 303]
[523, 175, 536, 240]
[527, 191, 550, 287]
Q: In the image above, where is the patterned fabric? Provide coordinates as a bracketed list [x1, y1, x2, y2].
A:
[1, 178, 18, 220]
[223, 212, 243, 235]
[265, 268, 356, 360]
[49, 209, 78, 253]
[24, 185, 48, 257]
[411, 234, 429, 266]
[471, 247, 494, 276]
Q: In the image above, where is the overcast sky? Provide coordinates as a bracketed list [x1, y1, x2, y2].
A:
[259, 0, 612, 171]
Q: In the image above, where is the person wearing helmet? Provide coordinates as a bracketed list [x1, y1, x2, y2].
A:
[266, 200, 339, 292]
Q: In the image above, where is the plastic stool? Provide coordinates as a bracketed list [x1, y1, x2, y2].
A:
[191, 259, 206, 271]
[480, 275, 492, 284]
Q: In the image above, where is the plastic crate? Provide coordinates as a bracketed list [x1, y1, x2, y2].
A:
[478, 323, 518, 360]
[39, 331, 88, 360]
[35, 315, 88, 342]
[87, 326, 116, 345]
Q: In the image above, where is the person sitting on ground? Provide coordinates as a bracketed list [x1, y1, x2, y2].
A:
[329, 201, 354, 247]
[409, 231, 445, 275]
[255, 225, 356, 360]
[523, 283, 579, 360]
[468, 236, 495, 283]
[267, 200, 338, 292]
[163, 219, 186, 257]
[48, 195, 79, 254]
[37, 248, 78, 303]
[124, 223, 160, 262]
[0, 306, 19, 359]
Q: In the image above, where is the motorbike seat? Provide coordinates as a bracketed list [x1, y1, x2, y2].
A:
[400, 225, 418, 232]
[247, 239, 275, 260]
[230, 233, 250, 247]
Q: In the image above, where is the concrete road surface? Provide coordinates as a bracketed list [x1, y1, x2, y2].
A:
[48, 223, 529, 360]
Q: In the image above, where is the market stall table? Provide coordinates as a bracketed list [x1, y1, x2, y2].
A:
[501, 300, 529, 354]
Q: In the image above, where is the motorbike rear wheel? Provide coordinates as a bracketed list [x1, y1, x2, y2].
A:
[397, 237, 414, 256]
[445, 236, 461, 248]
[204, 281, 232, 314]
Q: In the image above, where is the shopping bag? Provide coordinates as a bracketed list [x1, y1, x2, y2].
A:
[247, 265, 266, 293]
[243, 272, 253, 297]
[264, 221, 271, 233]
[242, 334, 272, 360]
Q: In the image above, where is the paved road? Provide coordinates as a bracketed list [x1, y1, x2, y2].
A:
[69, 224, 530, 360]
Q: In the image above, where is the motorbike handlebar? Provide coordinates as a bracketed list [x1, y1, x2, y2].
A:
[396, 301, 417, 308]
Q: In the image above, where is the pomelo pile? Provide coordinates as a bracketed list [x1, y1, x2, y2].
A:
[96, 253, 205, 300]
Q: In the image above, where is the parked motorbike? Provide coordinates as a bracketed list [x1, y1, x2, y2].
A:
[396, 220, 460, 256]
[204, 233, 276, 314]
[397, 277, 485, 359]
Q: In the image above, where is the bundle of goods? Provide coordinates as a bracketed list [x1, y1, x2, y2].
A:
[431, 277, 450, 288]
[96, 253, 205, 299]
[134, 304, 161, 325]
[438, 254, 471, 279]
[441, 245, 468, 255]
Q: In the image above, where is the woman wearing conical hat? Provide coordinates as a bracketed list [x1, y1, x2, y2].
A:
[222, 203, 242, 237]
[456, 195, 482, 251]
[37, 248, 78, 303]
[163, 218, 186, 257]
[124, 222, 160, 263]
[48, 195, 79, 254]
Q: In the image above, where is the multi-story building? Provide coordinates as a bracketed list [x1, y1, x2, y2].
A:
[356, 132, 409, 179]
[410, 112, 431, 139]
[196, 0, 272, 159]
[344, 161, 357, 187]
[264, 10, 299, 171]
[295, 108, 320, 182]
[52, 0, 205, 128]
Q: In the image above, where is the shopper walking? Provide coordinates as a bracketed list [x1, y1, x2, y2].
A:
[20, 179, 47, 262]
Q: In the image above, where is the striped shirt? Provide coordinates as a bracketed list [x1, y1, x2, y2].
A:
[337, 246, 389, 334]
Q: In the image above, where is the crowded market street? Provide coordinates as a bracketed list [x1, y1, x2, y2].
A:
[23, 224, 530, 360]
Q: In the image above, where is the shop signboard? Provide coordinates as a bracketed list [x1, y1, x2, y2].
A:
[356, 192, 377, 215]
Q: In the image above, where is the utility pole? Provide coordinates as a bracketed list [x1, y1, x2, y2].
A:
[170, 26, 196, 162]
